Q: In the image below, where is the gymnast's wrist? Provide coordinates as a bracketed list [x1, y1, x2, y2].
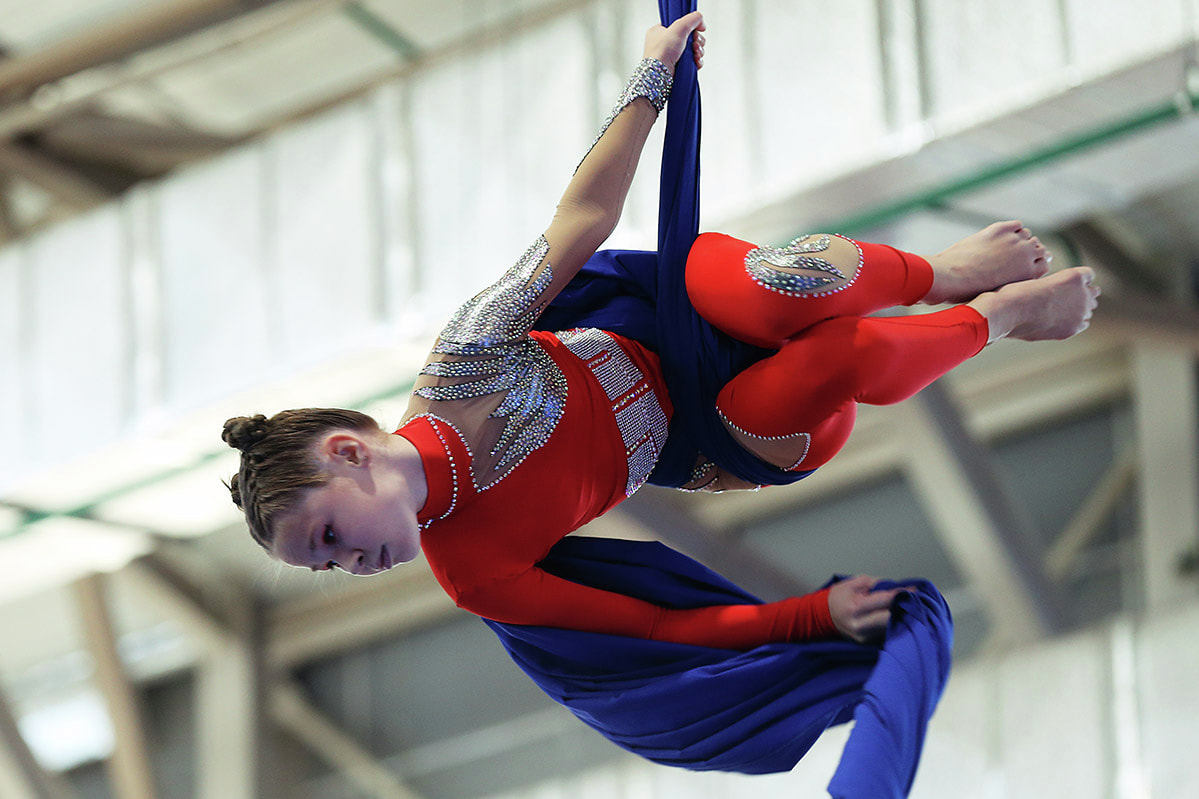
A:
[623, 58, 673, 114]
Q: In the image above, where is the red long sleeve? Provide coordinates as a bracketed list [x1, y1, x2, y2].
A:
[451, 568, 837, 650]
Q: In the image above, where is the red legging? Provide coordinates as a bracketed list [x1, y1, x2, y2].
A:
[686, 232, 988, 471]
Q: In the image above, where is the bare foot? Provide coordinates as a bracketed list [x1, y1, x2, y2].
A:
[968, 267, 1101, 343]
[923, 220, 1051, 305]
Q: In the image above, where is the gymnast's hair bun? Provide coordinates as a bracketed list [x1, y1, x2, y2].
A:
[223, 415, 270, 451]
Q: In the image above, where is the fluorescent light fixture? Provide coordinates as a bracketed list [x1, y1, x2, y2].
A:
[91, 452, 242, 538]
[4, 438, 211, 513]
[0, 518, 151, 605]
[19, 690, 114, 772]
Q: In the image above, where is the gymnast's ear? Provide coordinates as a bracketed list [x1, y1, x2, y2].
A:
[319, 432, 372, 467]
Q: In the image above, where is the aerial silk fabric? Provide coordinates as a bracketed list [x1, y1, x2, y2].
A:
[535, 0, 812, 489]
[506, 2, 956, 795]
[484, 535, 954, 795]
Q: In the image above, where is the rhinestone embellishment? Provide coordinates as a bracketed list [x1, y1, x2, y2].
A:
[415, 414, 466, 529]
[415, 235, 568, 491]
[744, 234, 862, 298]
[717, 408, 812, 471]
[577, 58, 673, 172]
[557, 328, 669, 496]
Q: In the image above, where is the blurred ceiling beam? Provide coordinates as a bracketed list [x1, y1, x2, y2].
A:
[1046, 446, 1138, 581]
[37, 113, 240, 174]
[126, 552, 231, 647]
[1064, 220, 1168, 294]
[0, 144, 113, 210]
[0, 175, 16, 245]
[73, 574, 159, 799]
[196, 589, 267, 799]
[0, 0, 272, 100]
[386, 707, 574, 782]
[273, 682, 426, 799]
[268, 563, 456, 669]
[251, 0, 598, 136]
[0, 686, 79, 799]
[617, 490, 814, 601]
[0, 0, 351, 140]
[901, 383, 1063, 641]
[1093, 291, 1199, 354]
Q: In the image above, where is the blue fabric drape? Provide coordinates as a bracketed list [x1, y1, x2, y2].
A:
[485, 536, 953, 794]
[536, 0, 813, 489]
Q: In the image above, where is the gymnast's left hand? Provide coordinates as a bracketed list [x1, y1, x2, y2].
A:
[828, 575, 904, 644]
[643, 11, 706, 72]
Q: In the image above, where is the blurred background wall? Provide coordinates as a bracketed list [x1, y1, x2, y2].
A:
[1, 1, 1198, 797]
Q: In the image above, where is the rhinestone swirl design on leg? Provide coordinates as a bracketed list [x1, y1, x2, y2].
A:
[743, 234, 863, 298]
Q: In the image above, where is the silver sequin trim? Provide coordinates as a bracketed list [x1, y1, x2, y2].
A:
[676, 458, 718, 492]
[415, 235, 568, 490]
[429, 235, 552, 350]
[717, 408, 811, 471]
[413, 414, 468, 529]
[690, 459, 717, 484]
[557, 329, 669, 496]
[576, 58, 672, 172]
[743, 234, 863, 298]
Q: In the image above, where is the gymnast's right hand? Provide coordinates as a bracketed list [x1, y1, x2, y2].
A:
[643, 11, 706, 72]
[828, 575, 905, 644]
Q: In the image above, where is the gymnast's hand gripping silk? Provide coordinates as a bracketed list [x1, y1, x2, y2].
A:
[508, 2, 956, 795]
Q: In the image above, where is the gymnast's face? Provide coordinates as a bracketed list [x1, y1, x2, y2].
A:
[270, 433, 422, 576]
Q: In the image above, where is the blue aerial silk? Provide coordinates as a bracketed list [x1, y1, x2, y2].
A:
[534, 0, 811, 489]
[506, 2, 956, 795]
[485, 536, 954, 794]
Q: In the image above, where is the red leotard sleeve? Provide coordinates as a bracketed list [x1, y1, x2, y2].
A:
[451, 567, 837, 651]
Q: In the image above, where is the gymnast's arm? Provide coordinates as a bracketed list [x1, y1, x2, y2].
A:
[450, 566, 840, 651]
[420, 15, 705, 358]
[531, 12, 707, 313]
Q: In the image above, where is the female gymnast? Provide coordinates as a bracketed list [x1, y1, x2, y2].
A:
[222, 9, 1099, 791]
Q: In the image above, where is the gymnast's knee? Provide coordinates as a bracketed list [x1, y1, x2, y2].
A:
[685, 232, 863, 349]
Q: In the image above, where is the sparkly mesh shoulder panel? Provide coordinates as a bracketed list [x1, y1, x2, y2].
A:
[414, 235, 568, 491]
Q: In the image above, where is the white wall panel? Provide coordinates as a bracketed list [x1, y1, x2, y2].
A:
[268, 103, 381, 366]
[25, 208, 127, 459]
[911, 664, 994, 798]
[1140, 604, 1199, 798]
[996, 632, 1109, 797]
[1066, 0, 1191, 74]
[411, 52, 492, 317]
[688, 1, 762, 227]
[750, 0, 889, 203]
[501, 15, 592, 244]
[410, 16, 595, 319]
[371, 84, 421, 329]
[157, 148, 272, 409]
[0, 247, 23, 491]
[922, 0, 1068, 117]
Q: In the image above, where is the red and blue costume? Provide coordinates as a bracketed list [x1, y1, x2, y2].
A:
[396, 2, 963, 793]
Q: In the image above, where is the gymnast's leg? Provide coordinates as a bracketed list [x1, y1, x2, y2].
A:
[687, 222, 1099, 472]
